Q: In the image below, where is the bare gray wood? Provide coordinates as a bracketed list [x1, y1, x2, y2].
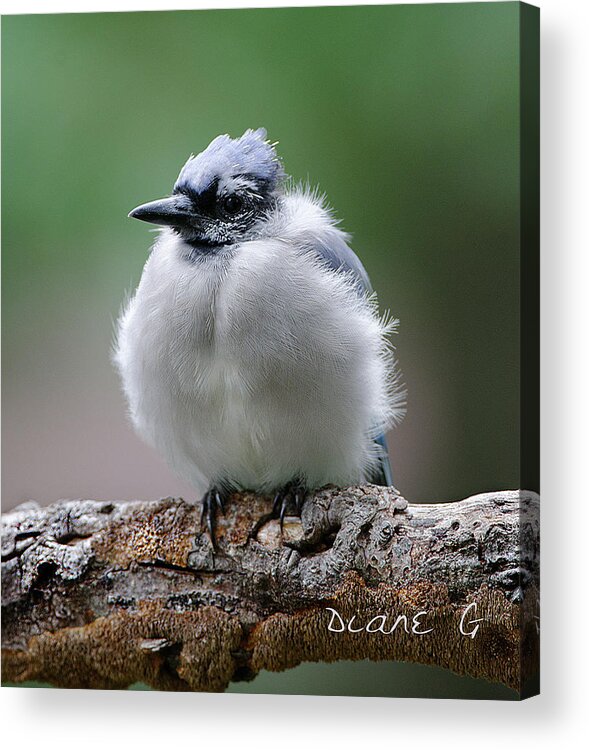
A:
[1, 487, 539, 693]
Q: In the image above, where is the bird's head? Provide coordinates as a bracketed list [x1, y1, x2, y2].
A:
[129, 128, 284, 250]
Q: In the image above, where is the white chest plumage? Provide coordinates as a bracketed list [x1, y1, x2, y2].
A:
[114, 190, 401, 496]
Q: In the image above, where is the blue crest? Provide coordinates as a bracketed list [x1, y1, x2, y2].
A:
[175, 128, 284, 194]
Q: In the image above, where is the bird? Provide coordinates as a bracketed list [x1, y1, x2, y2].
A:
[114, 128, 404, 543]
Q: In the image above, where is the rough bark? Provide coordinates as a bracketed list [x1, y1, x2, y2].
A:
[1, 486, 539, 694]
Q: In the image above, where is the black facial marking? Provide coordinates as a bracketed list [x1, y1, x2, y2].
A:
[172, 173, 277, 256]
[174, 178, 219, 212]
[195, 179, 220, 216]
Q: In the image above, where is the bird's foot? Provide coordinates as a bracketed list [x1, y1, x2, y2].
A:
[200, 485, 229, 548]
[272, 479, 308, 529]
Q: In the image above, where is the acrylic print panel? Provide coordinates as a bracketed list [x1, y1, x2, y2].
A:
[1, 2, 539, 699]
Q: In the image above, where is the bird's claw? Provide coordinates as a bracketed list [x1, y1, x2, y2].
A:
[272, 480, 308, 530]
[200, 486, 227, 547]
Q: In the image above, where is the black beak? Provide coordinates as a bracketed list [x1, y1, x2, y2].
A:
[128, 195, 192, 227]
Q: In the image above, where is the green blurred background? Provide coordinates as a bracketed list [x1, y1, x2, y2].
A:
[2, 2, 522, 698]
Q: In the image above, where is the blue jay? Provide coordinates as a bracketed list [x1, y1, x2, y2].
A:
[114, 129, 404, 542]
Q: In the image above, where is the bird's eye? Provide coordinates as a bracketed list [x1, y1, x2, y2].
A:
[222, 194, 244, 216]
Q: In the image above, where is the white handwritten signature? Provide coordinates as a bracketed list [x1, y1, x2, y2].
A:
[325, 602, 484, 639]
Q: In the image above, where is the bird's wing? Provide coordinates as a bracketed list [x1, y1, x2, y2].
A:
[312, 233, 394, 487]
[314, 230, 373, 293]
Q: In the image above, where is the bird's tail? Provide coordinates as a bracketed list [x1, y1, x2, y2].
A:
[369, 432, 394, 486]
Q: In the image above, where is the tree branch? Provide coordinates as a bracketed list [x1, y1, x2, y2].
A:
[1, 487, 539, 694]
